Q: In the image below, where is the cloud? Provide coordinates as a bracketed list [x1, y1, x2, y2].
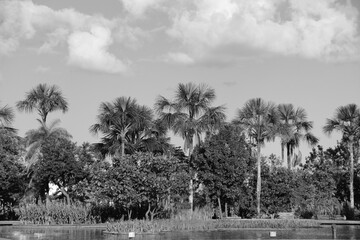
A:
[167, 0, 360, 62]
[67, 26, 127, 73]
[0, 0, 138, 73]
[37, 28, 70, 54]
[119, 0, 164, 16]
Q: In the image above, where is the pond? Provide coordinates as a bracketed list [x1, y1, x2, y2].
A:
[1, 225, 360, 239]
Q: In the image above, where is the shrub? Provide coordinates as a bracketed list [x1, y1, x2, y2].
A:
[17, 201, 94, 224]
[105, 219, 321, 234]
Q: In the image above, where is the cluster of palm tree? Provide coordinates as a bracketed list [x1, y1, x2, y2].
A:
[233, 98, 319, 216]
[1, 82, 360, 217]
[90, 97, 171, 161]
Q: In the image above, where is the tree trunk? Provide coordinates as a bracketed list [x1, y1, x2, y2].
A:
[217, 197, 222, 219]
[59, 187, 70, 206]
[121, 135, 125, 160]
[256, 143, 261, 217]
[281, 142, 285, 167]
[145, 204, 151, 220]
[225, 202, 228, 218]
[188, 148, 194, 213]
[189, 178, 194, 213]
[349, 140, 354, 210]
[287, 143, 291, 170]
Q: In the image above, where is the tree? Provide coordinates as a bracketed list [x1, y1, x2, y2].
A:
[36, 136, 85, 205]
[323, 104, 360, 212]
[16, 83, 68, 124]
[277, 104, 318, 169]
[233, 98, 278, 217]
[0, 102, 16, 133]
[16, 84, 70, 168]
[0, 129, 26, 219]
[90, 97, 154, 160]
[261, 167, 294, 218]
[155, 82, 226, 211]
[24, 119, 71, 170]
[193, 123, 255, 218]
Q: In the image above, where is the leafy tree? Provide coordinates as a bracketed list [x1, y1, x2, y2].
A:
[261, 167, 294, 217]
[277, 104, 318, 169]
[323, 104, 360, 211]
[0, 130, 26, 219]
[36, 136, 85, 205]
[193, 123, 255, 218]
[233, 98, 278, 216]
[297, 145, 343, 218]
[155, 82, 226, 211]
[73, 152, 189, 221]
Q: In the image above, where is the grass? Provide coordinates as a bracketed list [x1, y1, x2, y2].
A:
[105, 219, 321, 234]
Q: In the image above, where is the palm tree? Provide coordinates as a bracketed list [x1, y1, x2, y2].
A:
[323, 104, 360, 211]
[277, 104, 318, 169]
[16, 84, 69, 165]
[90, 97, 154, 160]
[233, 98, 278, 217]
[0, 102, 16, 133]
[155, 82, 226, 211]
[24, 119, 71, 170]
[17, 83, 68, 124]
[23, 119, 71, 204]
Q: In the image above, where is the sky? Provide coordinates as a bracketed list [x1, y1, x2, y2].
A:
[0, 0, 359, 160]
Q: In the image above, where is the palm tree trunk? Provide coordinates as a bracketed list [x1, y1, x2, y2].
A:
[188, 148, 194, 213]
[349, 139, 354, 210]
[256, 143, 261, 217]
[120, 134, 125, 160]
[287, 143, 291, 170]
[281, 142, 285, 167]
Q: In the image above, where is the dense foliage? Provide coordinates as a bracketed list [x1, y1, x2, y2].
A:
[0, 130, 26, 220]
[1, 83, 360, 223]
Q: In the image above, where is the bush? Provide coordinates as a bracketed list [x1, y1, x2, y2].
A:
[105, 219, 321, 234]
[17, 201, 95, 224]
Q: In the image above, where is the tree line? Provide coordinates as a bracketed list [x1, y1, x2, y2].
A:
[0, 82, 359, 221]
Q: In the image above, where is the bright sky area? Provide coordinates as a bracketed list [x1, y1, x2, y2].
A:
[0, 0, 359, 160]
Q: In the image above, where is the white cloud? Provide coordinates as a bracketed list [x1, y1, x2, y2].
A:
[37, 28, 70, 54]
[67, 25, 127, 73]
[167, 0, 360, 62]
[120, 0, 164, 16]
[0, 0, 138, 73]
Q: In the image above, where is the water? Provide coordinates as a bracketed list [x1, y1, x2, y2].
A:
[1, 226, 360, 239]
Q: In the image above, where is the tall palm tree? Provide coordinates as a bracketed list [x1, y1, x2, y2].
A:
[17, 83, 68, 124]
[323, 104, 360, 211]
[234, 98, 278, 217]
[0, 102, 16, 133]
[16, 84, 69, 166]
[90, 97, 154, 160]
[155, 82, 226, 211]
[277, 104, 318, 169]
[23, 119, 71, 204]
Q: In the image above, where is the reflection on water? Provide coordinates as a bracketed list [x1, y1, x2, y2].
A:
[1, 225, 360, 240]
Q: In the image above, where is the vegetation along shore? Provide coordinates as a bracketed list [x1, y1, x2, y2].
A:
[1, 82, 360, 227]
